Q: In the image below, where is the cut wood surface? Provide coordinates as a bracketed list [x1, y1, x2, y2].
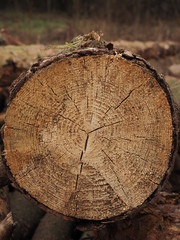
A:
[3, 46, 177, 221]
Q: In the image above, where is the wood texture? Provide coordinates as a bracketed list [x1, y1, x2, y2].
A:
[3, 48, 177, 221]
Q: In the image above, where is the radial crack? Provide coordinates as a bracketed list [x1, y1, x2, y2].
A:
[80, 151, 83, 161]
[89, 120, 121, 134]
[102, 153, 131, 206]
[46, 84, 61, 104]
[123, 150, 147, 162]
[75, 174, 79, 190]
[75, 134, 89, 191]
[59, 114, 75, 123]
[147, 178, 159, 185]
[87, 96, 88, 109]
[102, 150, 114, 164]
[7, 126, 23, 131]
[80, 162, 84, 174]
[115, 83, 143, 110]
[134, 135, 156, 142]
[65, 87, 80, 113]
[84, 135, 89, 151]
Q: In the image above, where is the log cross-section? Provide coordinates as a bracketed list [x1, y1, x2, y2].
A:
[3, 47, 177, 221]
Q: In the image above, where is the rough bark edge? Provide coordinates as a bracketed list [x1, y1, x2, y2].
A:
[2, 46, 178, 229]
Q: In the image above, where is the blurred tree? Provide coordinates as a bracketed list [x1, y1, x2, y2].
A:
[0, 0, 180, 24]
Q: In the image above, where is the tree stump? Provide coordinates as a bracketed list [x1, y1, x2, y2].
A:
[2, 34, 178, 222]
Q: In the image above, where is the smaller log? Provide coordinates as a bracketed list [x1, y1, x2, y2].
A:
[9, 190, 45, 240]
[0, 212, 14, 240]
[32, 213, 77, 240]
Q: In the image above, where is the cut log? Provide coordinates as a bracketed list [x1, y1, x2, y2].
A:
[2, 34, 178, 222]
[8, 190, 45, 240]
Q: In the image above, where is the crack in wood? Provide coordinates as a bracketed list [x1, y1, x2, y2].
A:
[75, 134, 89, 192]
[75, 174, 79, 190]
[90, 113, 94, 123]
[80, 151, 83, 161]
[46, 84, 61, 104]
[24, 102, 49, 112]
[87, 96, 88, 109]
[102, 150, 130, 206]
[115, 84, 143, 110]
[123, 150, 147, 162]
[104, 106, 112, 115]
[6, 126, 23, 131]
[65, 87, 80, 113]
[134, 135, 157, 142]
[58, 114, 86, 133]
[102, 149, 114, 165]
[100, 136, 132, 143]
[18, 165, 40, 179]
[80, 162, 84, 174]
[84, 135, 89, 151]
[96, 89, 98, 99]
[147, 178, 159, 185]
[88, 120, 121, 134]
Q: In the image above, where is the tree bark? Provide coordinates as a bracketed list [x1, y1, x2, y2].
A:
[2, 32, 178, 223]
